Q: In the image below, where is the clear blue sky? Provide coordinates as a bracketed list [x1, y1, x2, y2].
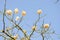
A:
[0, 0, 60, 40]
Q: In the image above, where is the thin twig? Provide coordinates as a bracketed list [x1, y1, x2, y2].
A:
[18, 16, 23, 25]
[29, 30, 34, 37]
[2, 31, 15, 40]
[41, 33, 44, 40]
[5, 15, 27, 37]
[29, 14, 40, 38]
[3, 0, 6, 32]
[2, 0, 15, 40]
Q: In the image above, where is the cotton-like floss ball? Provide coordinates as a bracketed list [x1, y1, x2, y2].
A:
[6, 27, 11, 31]
[14, 8, 19, 14]
[15, 16, 20, 21]
[13, 34, 18, 40]
[23, 30, 27, 34]
[37, 9, 42, 14]
[32, 26, 36, 30]
[21, 37, 29, 40]
[44, 24, 49, 28]
[22, 10, 26, 16]
[27, 36, 30, 40]
[6, 10, 12, 15]
[21, 37, 26, 40]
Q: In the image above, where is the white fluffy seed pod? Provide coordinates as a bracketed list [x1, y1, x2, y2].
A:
[14, 8, 19, 14]
[37, 9, 42, 14]
[44, 24, 49, 28]
[6, 10, 12, 15]
[22, 10, 26, 16]
[15, 16, 20, 21]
